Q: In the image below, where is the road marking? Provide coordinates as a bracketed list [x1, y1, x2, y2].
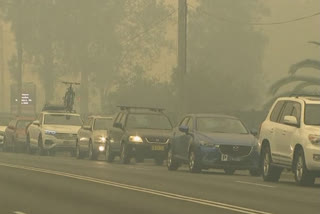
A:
[0, 162, 272, 214]
[236, 181, 275, 188]
[13, 211, 27, 214]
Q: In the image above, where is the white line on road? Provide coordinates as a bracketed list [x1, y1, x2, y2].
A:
[0, 162, 272, 214]
[13, 211, 27, 214]
[236, 181, 275, 188]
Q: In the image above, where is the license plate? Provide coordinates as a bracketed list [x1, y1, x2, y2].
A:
[221, 154, 228, 161]
[151, 145, 165, 151]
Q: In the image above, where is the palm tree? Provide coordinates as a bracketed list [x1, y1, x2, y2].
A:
[269, 41, 320, 96]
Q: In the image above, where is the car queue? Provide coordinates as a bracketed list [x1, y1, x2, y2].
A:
[0, 95, 319, 186]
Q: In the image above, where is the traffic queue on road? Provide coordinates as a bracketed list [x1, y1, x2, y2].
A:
[0, 95, 319, 186]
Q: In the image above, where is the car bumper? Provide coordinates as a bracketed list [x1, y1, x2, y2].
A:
[304, 144, 320, 172]
[127, 143, 168, 158]
[199, 146, 259, 170]
[43, 135, 76, 151]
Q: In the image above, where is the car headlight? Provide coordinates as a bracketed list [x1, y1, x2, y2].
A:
[95, 136, 106, 143]
[309, 134, 320, 145]
[129, 136, 143, 143]
[45, 130, 56, 135]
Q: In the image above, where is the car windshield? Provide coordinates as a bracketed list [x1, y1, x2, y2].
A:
[93, 118, 113, 130]
[17, 120, 33, 129]
[0, 117, 11, 126]
[196, 117, 248, 134]
[126, 114, 172, 130]
[304, 104, 320, 126]
[44, 114, 82, 126]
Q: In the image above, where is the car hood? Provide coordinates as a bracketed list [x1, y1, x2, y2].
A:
[127, 129, 172, 137]
[93, 130, 108, 138]
[43, 125, 81, 134]
[0, 126, 6, 132]
[196, 131, 255, 146]
[304, 125, 320, 134]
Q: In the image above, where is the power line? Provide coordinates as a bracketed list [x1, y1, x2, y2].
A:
[188, 3, 320, 26]
[121, 9, 177, 46]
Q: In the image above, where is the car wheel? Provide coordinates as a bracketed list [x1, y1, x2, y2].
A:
[105, 143, 115, 163]
[76, 143, 83, 159]
[88, 142, 97, 160]
[189, 150, 202, 173]
[26, 135, 33, 154]
[38, 136, 46, 156]
[224, 168, 236, 175]
[120, 143, 130, 164]
[261, 145, 282, 182]
[249, 168, 261, 177]
[294, 149, 315, 186]
[154, 156, 164, 166]
[167, 147, 179, 171]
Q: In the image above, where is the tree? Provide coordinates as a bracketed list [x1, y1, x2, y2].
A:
[269, 41, 320, 96]
[184, 0, 268, 113]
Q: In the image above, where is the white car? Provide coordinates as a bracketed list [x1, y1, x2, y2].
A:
[27, 110, 83, 156]
[76, 116, 113, 160]
[259, 95, 320, 185]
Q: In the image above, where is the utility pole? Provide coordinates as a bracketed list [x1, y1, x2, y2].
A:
[177, 0, 187, 114]
[0, 24, 4, 112]
[16, 0, 23, 116]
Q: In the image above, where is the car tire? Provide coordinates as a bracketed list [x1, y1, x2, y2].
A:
[261, 145, 282, 182]
[189, 150, 202, 173]
[26, 135, 33, 155]
[167, 147, 179, 171]
[249, 168, 261, 177]
[38, 136, 46, 156]
[76, 143, 83, 159]
[120, 143, 130, 164]
[105, 143, 115, 163]
[224, 168, 236, 175]
[88, 142, 97, 160]
[294, 148, 315, 186]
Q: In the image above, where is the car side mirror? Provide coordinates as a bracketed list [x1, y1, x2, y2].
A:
[83, 125, 92, 131]
[179, 125, 189, 134]
[283, 116, 298, 127]
[250, 129, 258, 137]
[114, 122, 123, 129]
[33, 120, 40, 126]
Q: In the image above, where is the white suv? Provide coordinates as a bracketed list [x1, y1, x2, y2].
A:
[259, 96, 320, 186]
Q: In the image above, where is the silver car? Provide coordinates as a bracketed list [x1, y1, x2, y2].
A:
[76, 116, 113, 160]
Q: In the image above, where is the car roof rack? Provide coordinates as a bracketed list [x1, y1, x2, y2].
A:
[117, 106, 165, 113]
[290, 93, 320, 98]
[42, 104, 76, 113]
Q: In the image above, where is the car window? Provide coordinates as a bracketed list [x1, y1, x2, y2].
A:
[196, 117, 248, 134]
[270, 101, 285, 122]
[187, 117, 194, 130]
[291, 102, 301, 122]
[126, 114, 172, 130]
[17, 120, 33, 129]
[44, 114, 82, 126]
[279, 102, 294, 124]
[304, 104, 320, 126]
[120, 113, 127, 126]
[83, 118, 92, 127]
[114, 113, 122, 125]
[94, 118, 113, 130]
[179, 117, 189, 126]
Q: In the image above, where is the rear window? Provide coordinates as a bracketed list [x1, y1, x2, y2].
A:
[94, 118, 113, 130]
[17, 120, 33, 129]
[126, 114, 172, 130]
[304, 104, 320, 126]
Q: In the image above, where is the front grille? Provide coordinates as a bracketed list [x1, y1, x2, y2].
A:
[145, 137, 169, 144]
[55, 133, 77, 140]
[219, 145, 252, 157]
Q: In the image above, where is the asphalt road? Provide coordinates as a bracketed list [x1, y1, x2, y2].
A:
[0, 152, 319, 214]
